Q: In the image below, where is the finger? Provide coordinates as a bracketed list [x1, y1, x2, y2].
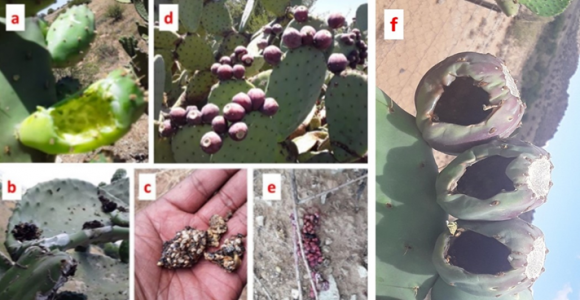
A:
[196, 169, 247, 222]
[159, 169, 240, 214]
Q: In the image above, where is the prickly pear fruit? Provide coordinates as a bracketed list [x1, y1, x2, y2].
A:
[248, 88, 266, 111]
[234, 46, 248, 58]
[212, 116, 228, 134]
[200, 131, 223, 154]
[217, 65, 234, 80]
[272, 24, 283, 35]
[219, 56, 232, 65]
[241, 54, 254, 66]
[187, 110, 203, 126]
[18, 69, 145, 154]
[223, 103, 246, 122]
[169, 107, 187, 126]
[340, 34, 355, 45]
[313, 30, 333, 50]
[211, 63, 221, 75]
[436, 139, 553, 221]
[201, 104, 220, 124]
[159, 120, 175, 137]
[327, 53, 348, 74]
[415, 52, 525, 154]
[301, 26, 316, 45]
[260, 98, 279, 116]
[263, 25, 273, 34]
[327, 13, 345, 29]
[294, 6, 309, 22]
[233, 65, 246, 79]
[282, 28, 303, 49]
[228, 122, 248, 141]
[433, 218, 547, 297]
[232, 92, 252, 112]
[263, 46, 283, 65]
[257, 39, 268, 49]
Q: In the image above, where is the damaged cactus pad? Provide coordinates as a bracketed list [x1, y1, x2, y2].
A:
[17, 69, 146, 154]
[433, 218, 547, 297]
[415, 52, 525, 154]
[436, 139, 553, 221]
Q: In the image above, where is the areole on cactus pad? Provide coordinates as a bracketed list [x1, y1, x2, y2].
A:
[415, 52, 525, 154]
[436, 138, 553, 221]
[17, 69, 146, 154]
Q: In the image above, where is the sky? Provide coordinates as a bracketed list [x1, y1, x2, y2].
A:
[310, 0, 367, 20]
[532, 64, 580, 300]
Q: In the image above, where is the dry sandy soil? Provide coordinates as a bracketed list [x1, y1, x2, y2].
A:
[47, 0, 149, 163]
[253, 169, 368, 300]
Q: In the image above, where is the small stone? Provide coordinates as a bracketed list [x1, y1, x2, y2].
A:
[357, 265, 368, 278]
[256, 215, 265, 227]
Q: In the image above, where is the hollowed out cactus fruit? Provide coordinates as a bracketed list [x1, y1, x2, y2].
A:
[415, 52, 525, 154]
[436, 139, 553, 221]
[433, 218, 547, 297]
[18, 69, 146, 154]
[431, 277, 533, 300]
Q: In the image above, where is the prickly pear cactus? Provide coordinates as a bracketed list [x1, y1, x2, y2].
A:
[431, 277, 533, 300]
[518, 0, 571, 17]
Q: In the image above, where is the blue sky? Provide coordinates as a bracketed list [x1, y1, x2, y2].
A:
[310, 0, 367, 20]
[532, 65, 580, 300]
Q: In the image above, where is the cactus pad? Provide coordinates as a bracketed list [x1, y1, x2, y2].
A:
[495, 0, 521, 17]
[0, 0, 55, 17]
[200, 1, 233, 36]
[154, 27, 179, 50]
[99, 178, 129, 205]
[154, 123, 176, 163]
[176, 34, 214, 71]
[207, 79, 255, 108]
[18, 69, 146, 154]
[186, 70, 218, 105]
[178, 0, 203, 33]
[519, 0, 571, 17]
[261, 0, 291, 17]
[325, 70, 367, 162]
[219, 30, 250, 57]
[431, 277, 533, 300]
[46, 5, 96, 68]
[69, 252, 129, 300]
[171, 125, 211, 162]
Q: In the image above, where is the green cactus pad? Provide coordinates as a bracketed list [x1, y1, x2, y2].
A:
[298, 150, 337, 163]
[262, 0, 291, 17]
[70, 252, 129, 300]
[332, 33, 357, 57]
[0, 0, 55, 17]
[266, 46, 327, 141]
[436, 139, 553, 221]
[208, 79, 255, 108]
[186, 70, 218, 105]
[171, 125, 211, 162]
[249, 70, 272, 91]
[282, 18, 333, 57]
[154, 55, 166, 120]
[154, 27, 179, 50]
[519, 0, 571, 17]
[134, 0, 148, 21]
[46, 5, 96, 68]
[211, 114, 278, 163]
[433, 219, 547, 297]
[99, 178, 129, 205]
[0, 18, 57, 163]
[431, 277, 533, 300]
[200, 1, 233, 36]
[376, 88, 448, 300]
[495, 0, 521, 17]
[355, 3, 368, 34]
[0, 247, 76, 300]
[119, 239, 129, 263]
[219, 30, 249, 57]
[18, 69, 146, 154]
[325, 70, 368, 162]
[178, 0, 203, 33]
[154, 123, 176, 163]
[176, 34, 214, 71]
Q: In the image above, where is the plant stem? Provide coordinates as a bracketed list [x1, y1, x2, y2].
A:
[298, 174, 368, 204]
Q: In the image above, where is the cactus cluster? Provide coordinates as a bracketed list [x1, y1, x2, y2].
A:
[494, 0, 572, 17]
[0, 175, 130, 299]
[0, 3, 147, 163]
[377, 52, 553, 300]
[154, 0, 368, 163]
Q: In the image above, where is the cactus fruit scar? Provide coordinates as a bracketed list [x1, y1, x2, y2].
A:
[436, 139, 553, 221]
[415, 52, 525, 154]
[157, 213, 245, 272]
[17, 69, 146, 154]
[11, 222, 43, 241]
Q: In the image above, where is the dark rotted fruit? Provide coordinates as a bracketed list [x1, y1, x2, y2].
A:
[12, 222, 43, 241]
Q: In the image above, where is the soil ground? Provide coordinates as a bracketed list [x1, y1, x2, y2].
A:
[253, 169, 368, 300]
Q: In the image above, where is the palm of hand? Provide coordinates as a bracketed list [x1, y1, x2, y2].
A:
[135, 170, 247, 300]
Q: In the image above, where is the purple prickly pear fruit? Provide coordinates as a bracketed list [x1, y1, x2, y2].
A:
[356, 40, 368, 51]
[230, 53, 238, 65]
[233, 64, 246, 79]
[223, 103, 246, 122]
[201, 103, 220, 124]
[360, 50, 368, 60]
[340, 34, 354, 45]
[186, 109, 203, 126]
[347, 50, 359, 62]
[300, 26, 316, 46]
[294, 6, 309, 22]
[263, 25, 273, 34]
[185, 105, 198, 114]
[232, 92, 252, 112]
[352, 29, 361, 40]
[234, 46, 248, 58]
[200, 131, 223, 154]
[228, 122, 248, 141]
[241, 54, 254, 66]
[219, 56, 232, 65]
[257, 39, 268, 50]
[211, 116, 228, 134]
[263, 46, 283, 66]
[247, 88, 266, 111]
[272, 24, 283, 35]
[159, 120, 175, 137]
[169, 107, 187, 126]
[327, 53, 348, 74]
[327, 13, 345, 29]
[211, 63, 221, 75]
[313, 30, 333, 50]
[217, 65, 234, 81]
[349, 60, 358, 69]
[260, 97, 279, 116]
[282, 28, 303, 49]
